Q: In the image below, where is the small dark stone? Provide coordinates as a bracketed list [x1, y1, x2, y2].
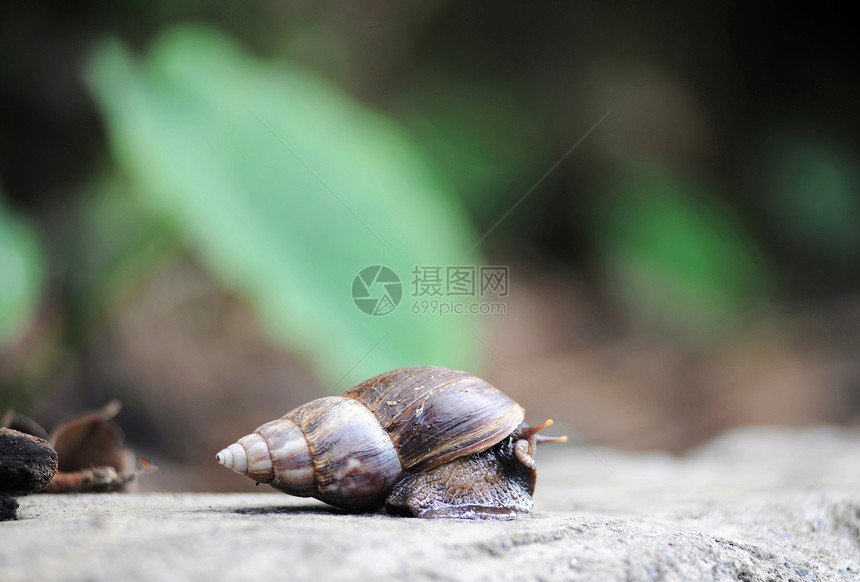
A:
[0, 493, 19, 520]
[0, 492, 19, 520]
[0, 427, 59, 494]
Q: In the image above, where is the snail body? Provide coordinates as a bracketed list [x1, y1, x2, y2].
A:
[216, 366, 565, 518]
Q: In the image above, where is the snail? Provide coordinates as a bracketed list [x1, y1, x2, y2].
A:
[216, 366, 566, 518]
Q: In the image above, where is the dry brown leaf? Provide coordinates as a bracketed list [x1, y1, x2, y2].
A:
[2, 401, 153, 493]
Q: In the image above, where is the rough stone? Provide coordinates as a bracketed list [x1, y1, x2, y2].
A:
[0, 494, 18, 521]
[0, 427, 58, 496]
[1, 425, 859, 581]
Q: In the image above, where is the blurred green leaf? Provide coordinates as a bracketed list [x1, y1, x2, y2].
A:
[762, 133, 860, 261]
[592, 165, 772, 334]
[0, 183, 46, 350]
[84, 25, 482, 388]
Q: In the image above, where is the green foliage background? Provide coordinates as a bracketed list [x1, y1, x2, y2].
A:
[83, 26, 481, 386]
[1, 3, 857, 416]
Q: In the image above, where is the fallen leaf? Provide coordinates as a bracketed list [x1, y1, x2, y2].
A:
[2, 401, 154, 493]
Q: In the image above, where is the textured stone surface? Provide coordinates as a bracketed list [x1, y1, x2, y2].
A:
[0, 427, 58, 496]
[0, 494, 17, 521]
[1, 426, 859, 581]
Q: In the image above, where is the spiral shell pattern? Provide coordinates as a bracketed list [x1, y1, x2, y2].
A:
[217, 366, 525, 511]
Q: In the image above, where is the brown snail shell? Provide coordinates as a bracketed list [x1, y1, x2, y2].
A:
[216, 366, 565, 517]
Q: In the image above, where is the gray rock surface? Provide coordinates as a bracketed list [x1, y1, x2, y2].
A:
[1, 425, 859, 581]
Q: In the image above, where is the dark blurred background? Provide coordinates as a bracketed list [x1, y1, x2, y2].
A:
[1, 1, 858, 491]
